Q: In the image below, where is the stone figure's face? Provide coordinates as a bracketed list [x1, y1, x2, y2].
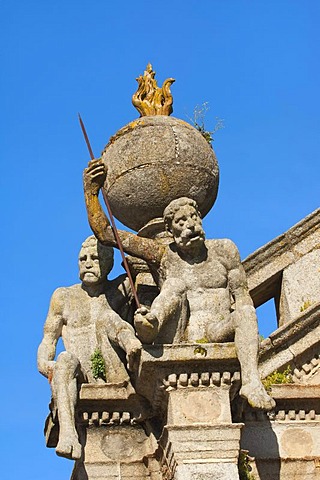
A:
[171, 205, 205, 250]
[78, 245, 110, 285]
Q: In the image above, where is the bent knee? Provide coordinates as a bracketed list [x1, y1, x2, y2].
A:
[56, 351, 80, 371]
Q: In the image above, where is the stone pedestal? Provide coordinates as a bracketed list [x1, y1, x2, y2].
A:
[161, 381, 243, 478]
[46, 344, 244, 479]
[136, 344, 243, 480]
[44, 383, 159, 480]
[160, 424, 242, 480]
[72, 424, 159, 480]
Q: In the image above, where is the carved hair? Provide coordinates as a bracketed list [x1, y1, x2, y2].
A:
[80, 235, 114, 274]
[163, 197, 201, 231]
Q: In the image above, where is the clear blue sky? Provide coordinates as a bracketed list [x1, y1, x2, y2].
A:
[1, 1, 319, 478]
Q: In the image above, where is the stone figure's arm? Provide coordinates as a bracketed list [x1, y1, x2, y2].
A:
[83, 159, 164, 266]
[226, 240, 254, 308]
[107, 275, 134, 324]
[37, 288, 65, 379]
[134, 278, 185, 344]
[224, 240, 275, 410]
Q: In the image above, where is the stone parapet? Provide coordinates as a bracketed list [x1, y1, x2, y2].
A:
[243, 208, 320, 326]
[258, 302, 320, 379]
[243, 208, 320, 297]
[134, 343, 240, 411]
[78, 383, 152, 422]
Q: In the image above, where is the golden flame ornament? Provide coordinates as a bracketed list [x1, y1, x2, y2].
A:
[132, 63, 175, 116]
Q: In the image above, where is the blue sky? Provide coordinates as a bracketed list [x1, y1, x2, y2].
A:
[1, 1, 319, 478]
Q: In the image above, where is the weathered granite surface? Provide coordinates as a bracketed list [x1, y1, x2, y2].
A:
[243, 208, 320, 326]
[280, 249, 320, 324]
[70, 344, 243, 480]
[37, 236, 141, 460]
[39, 63, 320, 479]
[84, 162, 275, 412]
[258, 301, 320, 379]
[240, 293, 320, 480]
[101, 115, 219, 231]
[40, 212, 320, 479]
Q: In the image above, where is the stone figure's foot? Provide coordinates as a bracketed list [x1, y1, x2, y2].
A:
[126, 338, 142, 372]
[56, 435, 82, 460]
[240, 381, 276, 411]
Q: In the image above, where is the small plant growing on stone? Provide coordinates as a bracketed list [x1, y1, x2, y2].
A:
[300, 299, 312, 312]
[187, 102, 224, 144]
[194, 337, 209, 356]
[238, 450, 255, 480]
[195, 337, 209, 344]
[91, 348, 106, 381]
[194, 346, 208, 357]
[262, 365, 293, 393]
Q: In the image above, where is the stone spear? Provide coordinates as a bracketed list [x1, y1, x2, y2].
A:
[78, 113, 141, 309]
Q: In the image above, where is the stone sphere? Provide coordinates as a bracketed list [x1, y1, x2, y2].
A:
[101, 115, 219, 232]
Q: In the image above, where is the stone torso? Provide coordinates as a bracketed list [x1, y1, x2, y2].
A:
[59, 284, 110, 376]
[160, 239, 236, 341]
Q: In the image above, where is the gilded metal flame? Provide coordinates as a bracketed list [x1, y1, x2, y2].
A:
[132, 63, 175, 116]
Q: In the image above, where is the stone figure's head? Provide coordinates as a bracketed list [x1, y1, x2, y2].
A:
[78, 236, 114, 285]
[163, 197, 205, 250]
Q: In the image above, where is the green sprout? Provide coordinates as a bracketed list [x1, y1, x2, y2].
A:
[91, 348, 106, 381]
[238, 451, 255, 480]
[262, 366, 293, 393]
[187, 102, 224, 144]
[300, 300, 312, 312]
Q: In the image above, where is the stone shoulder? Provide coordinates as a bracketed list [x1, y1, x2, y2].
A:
[50, 283, 81, 305]
[205, 238, 241, 267]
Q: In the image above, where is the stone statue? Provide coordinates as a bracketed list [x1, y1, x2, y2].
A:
[37, 236, 142, 460]
[83, 161, 275, 411]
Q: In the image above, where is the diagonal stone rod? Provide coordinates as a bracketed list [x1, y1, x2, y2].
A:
[78, 113, 141, 309]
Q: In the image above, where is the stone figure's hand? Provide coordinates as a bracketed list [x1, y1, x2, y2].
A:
[134, 307, 159, 344]
[83, 158, 106, 195]
[126, 338, 142, 372]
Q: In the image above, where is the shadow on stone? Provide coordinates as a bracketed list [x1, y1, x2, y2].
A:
[241, 418, 280, 480]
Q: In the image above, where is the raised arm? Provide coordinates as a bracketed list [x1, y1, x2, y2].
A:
[83, 159, 164, 267]
[37, 288, 65, 379]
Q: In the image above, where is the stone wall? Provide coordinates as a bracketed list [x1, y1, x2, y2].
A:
[241, 208, 320, 480]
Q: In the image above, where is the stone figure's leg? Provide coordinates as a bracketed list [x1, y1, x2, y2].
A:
[51, 351, 82, 459]
[111, 321, 142, 373]
[207, 314, 235, 342]
[151, 278, 188, 343]
[233, 306, 275, 410]
[96, 316, 131, 385]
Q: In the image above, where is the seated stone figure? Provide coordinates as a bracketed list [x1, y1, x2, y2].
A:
[83, 160, 275, 411]
[37, 236, 142, 460]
